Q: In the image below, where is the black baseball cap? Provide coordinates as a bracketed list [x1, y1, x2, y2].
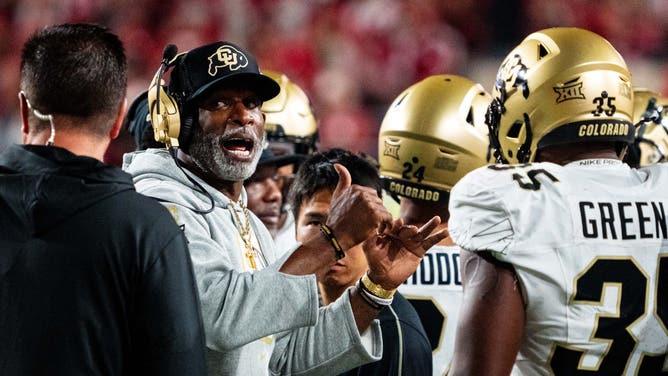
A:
[123, 91, 149, 138]
[257, 148, 305, 168]
[169, 41, 280, 104]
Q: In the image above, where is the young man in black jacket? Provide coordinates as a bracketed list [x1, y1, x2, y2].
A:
[289, 149, 433, 376]
[0, 23, 207, 375]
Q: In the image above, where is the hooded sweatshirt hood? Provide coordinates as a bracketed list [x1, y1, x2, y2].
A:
[0, 144, 209, 375]
[0, 144, 133, 235]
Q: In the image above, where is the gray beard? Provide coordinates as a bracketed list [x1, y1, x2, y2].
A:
[188, 126, 265, 182]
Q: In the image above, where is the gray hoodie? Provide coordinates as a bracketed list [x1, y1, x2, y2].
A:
[123, 149, 381, 376]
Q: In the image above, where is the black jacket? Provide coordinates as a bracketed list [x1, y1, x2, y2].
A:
[0, 145, 206, 376]
[340, 292, 433, 376]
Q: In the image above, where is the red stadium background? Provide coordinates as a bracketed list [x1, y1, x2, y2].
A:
[1, 0, 666, 164]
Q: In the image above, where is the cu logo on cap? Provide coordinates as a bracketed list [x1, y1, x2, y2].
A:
[208, 45, 249, 76]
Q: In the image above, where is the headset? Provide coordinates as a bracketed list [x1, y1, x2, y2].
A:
[147, 44, 195, 153]
[146, 44, 215, 214]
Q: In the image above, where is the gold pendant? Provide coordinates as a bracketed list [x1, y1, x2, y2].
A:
[246, 247, 257, 269]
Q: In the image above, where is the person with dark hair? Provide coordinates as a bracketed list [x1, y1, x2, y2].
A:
[123, 41, 445, 375]
[289, 148, 433, 376]
[288, 149, 383, 215]
[1, 23, 207, 375]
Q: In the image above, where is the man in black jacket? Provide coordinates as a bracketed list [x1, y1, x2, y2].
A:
[288, 149, 433, 376]
[0, 23, 207, 375]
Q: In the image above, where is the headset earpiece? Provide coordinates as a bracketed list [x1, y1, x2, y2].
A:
[178, 109, 196, 152]
[147, 45, 185, 149]
[148, 68, 181, 148]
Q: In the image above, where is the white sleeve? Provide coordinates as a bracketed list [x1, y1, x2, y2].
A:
[269, 288, 382, 376]
[448, 170, 514, 254]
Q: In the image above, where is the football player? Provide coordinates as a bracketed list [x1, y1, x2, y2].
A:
[448, 27, 668, 375]
[244, 148, 304, 238]
[259, 70, 318, 251]
[262, 70, 318, 157]
[377, 74, 492, 375]
[625, 88, 668, 167]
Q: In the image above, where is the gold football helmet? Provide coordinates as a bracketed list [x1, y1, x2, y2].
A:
[627, 88, 668, 166]
[378, 74, 491, 203]
[487, 27, 634, 163]
[261, 70, 317, 156]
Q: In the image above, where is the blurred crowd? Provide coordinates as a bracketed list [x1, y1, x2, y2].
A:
[1, 0, 667, 158]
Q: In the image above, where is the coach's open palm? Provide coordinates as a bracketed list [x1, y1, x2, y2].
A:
[363, 217, 446, 290]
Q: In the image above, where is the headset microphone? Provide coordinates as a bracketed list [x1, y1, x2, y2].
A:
[156, 44, 178, 119]
[162, 44, 178, 65]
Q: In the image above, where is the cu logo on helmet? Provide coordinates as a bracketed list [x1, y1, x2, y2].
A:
[496, 54, 529, 99]
[208, 45, 249, 76]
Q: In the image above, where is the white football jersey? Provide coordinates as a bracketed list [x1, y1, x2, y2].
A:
[398, 243, 462, 376]
[449, 159, 668, 376]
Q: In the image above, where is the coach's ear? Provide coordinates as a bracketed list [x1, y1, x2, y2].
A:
[109, 97, 128, 140]
[18, 91, 30, 142]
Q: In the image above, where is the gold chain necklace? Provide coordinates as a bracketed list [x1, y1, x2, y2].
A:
[230, 201, 259, 269]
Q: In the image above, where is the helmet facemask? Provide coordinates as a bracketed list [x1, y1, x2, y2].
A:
[626, 89, 668, 167]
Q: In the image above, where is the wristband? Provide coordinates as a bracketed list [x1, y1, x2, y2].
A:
[355, 283, 383, 310]
[319, 224, 345, 260]
[361, 273, 396, 299]
[357, 279, 393, 308]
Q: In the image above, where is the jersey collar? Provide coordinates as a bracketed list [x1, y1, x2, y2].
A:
[565, 158, 623, 168]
